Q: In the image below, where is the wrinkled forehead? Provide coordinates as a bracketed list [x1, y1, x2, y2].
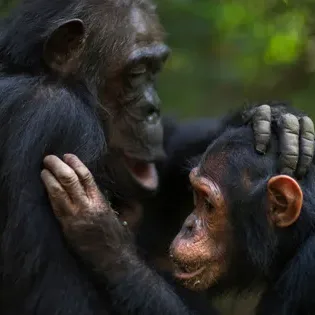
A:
[198, 150, 230, 184]
[198, 145, 256, 193]
[99, 3, 167, 73]
[129, 6, 165, 44]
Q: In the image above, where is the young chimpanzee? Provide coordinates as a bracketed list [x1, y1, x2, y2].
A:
[136, 105, 315, 313]
[42, 113, 315, 315]
[169, 123, 315, 315]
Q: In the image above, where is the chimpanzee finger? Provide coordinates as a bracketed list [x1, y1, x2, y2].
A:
[43, 155, 87, 202]
[63, 154, 109, 212]
[40, 169, 73, 217]
[296, 116, 315, 178]
[63, 154, 97, 193]
[252, 104, 271, 154]
[279, 113, 300, 176]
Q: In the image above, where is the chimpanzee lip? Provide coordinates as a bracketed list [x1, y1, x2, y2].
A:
[173, 264, 206, 280]
[123, 155, 159, 191]
[172, 259, 206, 280]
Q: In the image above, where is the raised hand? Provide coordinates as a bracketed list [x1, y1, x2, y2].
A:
[41, 154, 109, 219]
[243, 103, 315, 178]
[41, 154, 133, 272]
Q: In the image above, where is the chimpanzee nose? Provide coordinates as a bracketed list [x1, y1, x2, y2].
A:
[144, 86, 160, 107]
[181, 213, 197, 237]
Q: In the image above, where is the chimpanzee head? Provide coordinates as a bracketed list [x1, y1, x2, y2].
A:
[1, 0, 169, 196]
[169, 125, 315, 293]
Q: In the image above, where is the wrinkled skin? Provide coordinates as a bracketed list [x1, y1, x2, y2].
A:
[243, 103, 315, 178]
[41, 154, 135, 274]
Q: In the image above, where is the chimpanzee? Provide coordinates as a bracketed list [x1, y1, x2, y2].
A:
[135, 104, 315, 313]
[41, 106, 315, 315]
[168, 123, 315, 315]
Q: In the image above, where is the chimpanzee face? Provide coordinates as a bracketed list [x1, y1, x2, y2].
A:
[101, 6, 170, 193]
[169, 129, 303, 292]
[169, 167, 230, 291]
[43, 3, 170, 195]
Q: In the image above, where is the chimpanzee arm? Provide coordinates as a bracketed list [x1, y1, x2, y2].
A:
[41, 154, 195, 315]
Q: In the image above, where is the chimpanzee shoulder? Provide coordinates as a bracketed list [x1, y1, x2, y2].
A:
[0, 74, 108, 314]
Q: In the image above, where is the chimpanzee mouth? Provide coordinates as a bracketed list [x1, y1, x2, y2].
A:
[123, 155, 159, 191]
[173, 263, 206, 280]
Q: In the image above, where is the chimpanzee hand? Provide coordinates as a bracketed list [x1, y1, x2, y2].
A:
[243, 103, 315, 178]
[41, 154, 109, 218]
[41, 154, 135, 274]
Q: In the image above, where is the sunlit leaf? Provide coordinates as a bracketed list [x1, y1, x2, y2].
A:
[264, 11, 306, 64]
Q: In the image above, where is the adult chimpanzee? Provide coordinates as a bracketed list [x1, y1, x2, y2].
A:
[41, 106, 315, 315]
[0, 0, 168, 314]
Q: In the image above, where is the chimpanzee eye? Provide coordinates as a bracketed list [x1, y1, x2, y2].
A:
[130, 64, 147, 77]
[128, 65, 147, 88]
[204, 198, 214, 211]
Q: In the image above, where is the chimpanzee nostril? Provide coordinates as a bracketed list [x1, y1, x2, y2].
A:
[185, 222, 194, 233]
[182, 213, 197, 237]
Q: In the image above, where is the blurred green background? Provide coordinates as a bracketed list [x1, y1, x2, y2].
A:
[1, 0, 315, 119]
[156, 0, 315, 120]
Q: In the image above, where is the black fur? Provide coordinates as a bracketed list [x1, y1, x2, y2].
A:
[0, 77, 107, 314]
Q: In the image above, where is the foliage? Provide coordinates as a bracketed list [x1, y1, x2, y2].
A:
[156, 0, 315, 118]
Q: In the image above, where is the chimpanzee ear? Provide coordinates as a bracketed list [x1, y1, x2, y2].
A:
[43, 19, 85, 74]
[267, 175, 303, 228]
